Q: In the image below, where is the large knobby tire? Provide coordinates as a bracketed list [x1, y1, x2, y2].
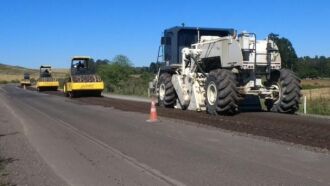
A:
[158, 73, 177, 108]
[69, 91, 75, 98]
[270, 69, 302, 114]
[205, 69, 239, 115]
[95, 91, 102, 97]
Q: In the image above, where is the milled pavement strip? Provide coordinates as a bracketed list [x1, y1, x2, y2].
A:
[2, 90, 186, 186]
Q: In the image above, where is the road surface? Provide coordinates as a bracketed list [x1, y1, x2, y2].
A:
[0, 84, 329, 185]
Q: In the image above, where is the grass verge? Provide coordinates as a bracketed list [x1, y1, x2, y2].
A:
[299, 96, 330, 116]
[301, 79, 330, 89]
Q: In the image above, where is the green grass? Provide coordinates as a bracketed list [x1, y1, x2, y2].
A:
[301, 84, 329, 90]
[301, 79, 330, 90]
[299, 97, 330, 116]
[0, 80, 21, 84]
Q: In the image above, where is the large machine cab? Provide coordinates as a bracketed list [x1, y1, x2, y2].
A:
[159, 27, 236, 66]
[40, 65, 52, 78]
[71, 56, 92, 76]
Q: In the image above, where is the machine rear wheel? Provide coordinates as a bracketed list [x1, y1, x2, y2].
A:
[94, 91, 102, 97]
[69, 91, 75, 98]
[270, 69, 302, 113]
[158, 73, 177, 108]
[205, 69, 239, 115]
[64, 84, 69, 97]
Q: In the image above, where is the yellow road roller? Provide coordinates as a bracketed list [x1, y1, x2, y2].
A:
[36, 65, 59, 91]
[63, 56, 104, 98]
[20, 73, 31, 87]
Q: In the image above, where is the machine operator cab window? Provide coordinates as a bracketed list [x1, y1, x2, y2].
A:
[40, 66, 52, 78]
[161, 27, 235, 66]
[71, 57, 89, 75]
[42, 69, 51, 77]
[24, 73, 30, 80]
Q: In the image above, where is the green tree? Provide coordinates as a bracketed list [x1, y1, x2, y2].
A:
[149, 62, 165, 73]
[96, 55, 134, 92]
[296, 56, 330, 78]
[272, 35, 298, 69]
[149, 62, 158, 73]
[95, 59, 110, 65]
[112, 55, 133, 67]
[87, 58, 96, 73]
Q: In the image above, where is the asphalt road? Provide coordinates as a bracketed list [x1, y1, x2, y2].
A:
[1, 84, 330, 186]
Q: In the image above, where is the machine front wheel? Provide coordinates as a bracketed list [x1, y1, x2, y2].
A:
[205, 69, 239, 115]
[69, 91, 75, 98]
[157, 73, 177, 108]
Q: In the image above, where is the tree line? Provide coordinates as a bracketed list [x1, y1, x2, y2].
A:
[273, 36, 330, 78]
[295, 56, 330, 78]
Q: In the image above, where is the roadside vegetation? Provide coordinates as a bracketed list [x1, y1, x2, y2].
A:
[0, 80, 19, 84]
[299, 87, 330, 116]
[301, 79, 330, 89]
[92, 55, 155, 97]
[299, 97, 330, 116]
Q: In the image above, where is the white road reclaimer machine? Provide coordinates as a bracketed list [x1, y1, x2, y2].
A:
[149, 27, 301, 115]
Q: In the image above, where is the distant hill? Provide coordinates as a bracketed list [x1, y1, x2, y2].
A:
[0, 63, 68, 81]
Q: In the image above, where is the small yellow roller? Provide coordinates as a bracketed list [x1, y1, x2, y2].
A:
[20, 73, 31, 87]
[36, 65, 59, 91]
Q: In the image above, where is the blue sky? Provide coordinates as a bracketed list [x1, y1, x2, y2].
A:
[0, 0, 329, 68]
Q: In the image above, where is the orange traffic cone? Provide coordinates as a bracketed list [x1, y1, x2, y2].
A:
[147, 98, 158, 122]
